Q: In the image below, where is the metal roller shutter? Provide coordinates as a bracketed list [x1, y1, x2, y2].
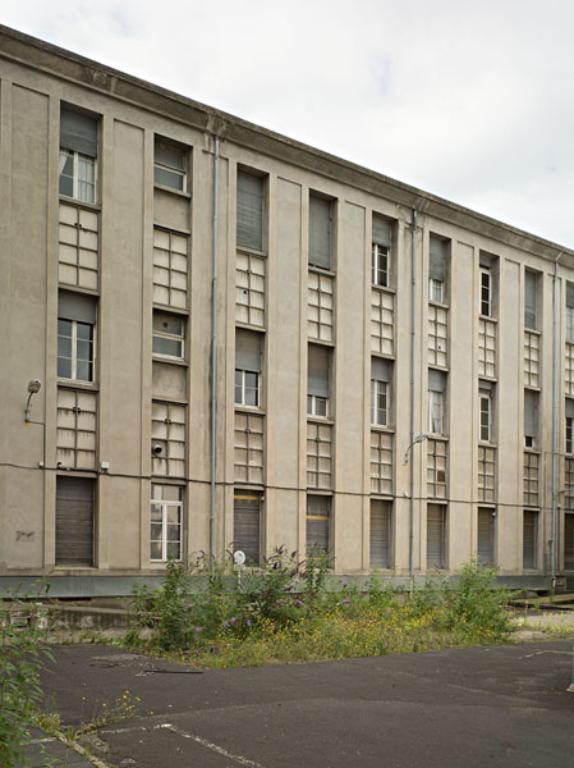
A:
[306, 496, 330, 555]
[237, 172, 264, 252]
[523, 510, 538, 569]
[370, 500, 392, 568]
[233, 493, 261, 565]
[427, 504, 446, 569]
[56, 476, 94, 566]
[477, 508, 495, 566]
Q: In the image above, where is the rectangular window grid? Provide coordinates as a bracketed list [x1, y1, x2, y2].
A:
[428, 304, 448, 368]
[58, 203, 99, 290]
[478, 446, 496, 503]
[234, 411, 264, 484]
[523, 451, 540, 507]
[307, 421, 332, 489]
[370, 289, 394, 356]
[308, 271, 334, 342]
[236, 252, 265, 327]
[427, 439, 447, 499]
[564, 457, 574, 510]
[150, 485, 183, 562]
[478, 318, 497, 379]
[370, 430, 393, 495]
[56, 388, 97, 469]
[524, 331, 540, 388]
[151, 402, 186, 477]
[153, 228, 189, 309]
[566, 343, 574, 397]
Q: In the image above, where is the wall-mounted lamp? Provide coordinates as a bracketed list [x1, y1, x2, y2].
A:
[403, 432, 429, 465]
[24, 379, 42, 422]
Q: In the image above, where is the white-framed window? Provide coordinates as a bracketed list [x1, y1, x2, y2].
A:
[479, 382, 494, 443]
[150, 484, 183, 562]
[429, 235, 449, 304]
[152, 311, 185, 360]
[308, 394, 329, 418]
[567, 283, 574, 343]
[235, 329, 262, 407]
[480, 267, 492, 317]
[154, 138, 187, 192]
[59, 108, 98, 204]
[235, 369, 260, 407]
[524, 389, 539, 448]
[57, 292, 97, 382]
[371, 357, 392, 427]
[371, 214, 393, 288]
[566, 399, 574, 454]
[428, 369, 446, 435]
[308, 344, 331, 418]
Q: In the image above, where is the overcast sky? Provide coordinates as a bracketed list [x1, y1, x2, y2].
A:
[3, 1, 574, 248]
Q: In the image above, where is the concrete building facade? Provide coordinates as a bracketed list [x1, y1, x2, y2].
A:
[1, 26, 574, 595]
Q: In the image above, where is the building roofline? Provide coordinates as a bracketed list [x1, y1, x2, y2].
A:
[1, 23, 572, 266]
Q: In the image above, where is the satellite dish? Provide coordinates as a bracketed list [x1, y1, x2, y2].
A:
[233, 550, 246, 566]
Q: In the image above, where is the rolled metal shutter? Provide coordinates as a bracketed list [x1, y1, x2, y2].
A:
[56, 477, 94, 565]
[60, 108, 97, 157]
[477, 508, 494, 565]
[523, 510, 538, 569]
[427, 504, 445, 569]
[233, 494, 260, 565]
[565, 514, 574, 571]
[308, 195, 332, 269]
[370, 500, 391, 568]
[306, 496, 330, 554]
[237, 172, 264, 252]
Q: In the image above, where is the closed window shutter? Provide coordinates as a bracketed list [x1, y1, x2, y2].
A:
[523, 510, 538, 568]
[308, 344, 330, 397]
[370, 501, 391, 568]
[524, 272, 538, 329]
[236, 329, 262, 371]
[309, 195, 332, 269]
[237, 172, 264, 251]
[429, 237, 448, 281]
[427, 504, 445, 568]
[477, 508, 494, 565]
[234, 494, 260, 565]
[306, 496, 330, 554]
[372, 357, 391, 383]
[60, 109, 98, 158]
[372, 215, 392, 247]
[565, 514, 574, 570]
[59, 290, 97, 323]
[56, 477, 94, 566]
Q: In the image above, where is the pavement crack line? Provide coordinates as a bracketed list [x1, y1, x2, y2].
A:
[158, 723, 267, 768]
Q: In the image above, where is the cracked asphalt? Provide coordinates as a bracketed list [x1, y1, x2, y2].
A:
[39, 641, 574, 768]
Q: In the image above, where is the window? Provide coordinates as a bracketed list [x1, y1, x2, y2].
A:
[429, 235, 448, 303]
[370, 500, 392, 569]
[524, 390, 539, 448]
[565, 513, 574, 571]
[566, 283, 574, 343]
[566, 399, 574, 455]
[524, 270, 539, 330]
[427, 504, 446, 569]
[523, 510, 538, 569]
[371, 358, 392, 427]
[372, 214, 392, 287]
[233, 492, 261, 565]
[309, 193, 333, 270]
[154, 137, 187, 191]
[153, 311, 185, 360]
[56, 476, 95, 566]
[59, 107, 98, 204]
[153, 228, 189, 309]
[57, 291, 96, 382]
[477, 507, 495, 566]
[428, 370, 446, 435]
[237, 171, 265, 252]
[479, 381, 494, 443]
[306, 495, 331, 555]
[150, 485, 183, 562]
[235, 329, 262, 407]
[151, 402, 186, 477]
[308, 344, 331, 418]
[480, 268, 492, 317]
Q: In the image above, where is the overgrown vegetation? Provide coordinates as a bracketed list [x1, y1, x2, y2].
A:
[0, 597, 51, 768]
[125, 554, 511, 668]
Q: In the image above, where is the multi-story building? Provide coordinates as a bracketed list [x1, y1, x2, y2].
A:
[1, 25, 573, 596]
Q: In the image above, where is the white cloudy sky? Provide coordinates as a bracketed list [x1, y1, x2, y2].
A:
[3, 0, 574, 247]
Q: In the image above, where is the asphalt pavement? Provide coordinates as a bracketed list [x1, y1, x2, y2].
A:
[38, 641, 574, 768]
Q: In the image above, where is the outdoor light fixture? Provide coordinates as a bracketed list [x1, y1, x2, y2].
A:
[403, 432, 429, 465]
[24, 379, 42, 422]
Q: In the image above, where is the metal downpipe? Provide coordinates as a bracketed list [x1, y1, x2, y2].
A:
[210, 135, 220, 565]
[409, 209, 417, 593]
[550, 253, 562, 588]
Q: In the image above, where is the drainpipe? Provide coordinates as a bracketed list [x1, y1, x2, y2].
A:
[550, 252, 562, 589]
[210, 135, 220, 565]
[409, 209, 417, 593]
